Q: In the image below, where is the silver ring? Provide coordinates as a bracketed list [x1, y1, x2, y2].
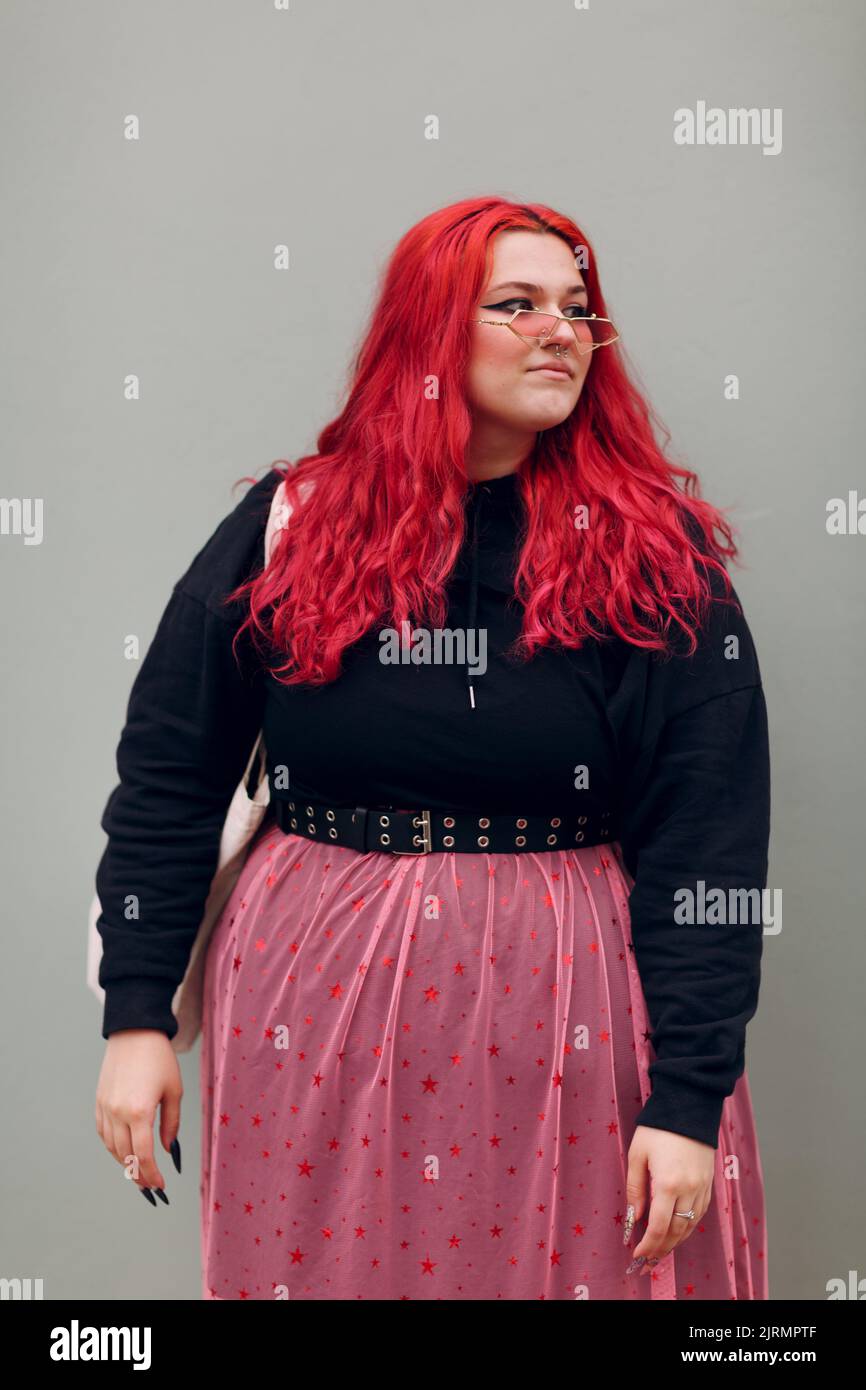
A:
[673, 1209, 696, 1221]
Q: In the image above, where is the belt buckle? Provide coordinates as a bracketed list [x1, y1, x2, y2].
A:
[394, 808, 432, 855]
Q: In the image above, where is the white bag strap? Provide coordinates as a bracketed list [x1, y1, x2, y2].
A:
[241, 475, 297, 794]
[264, 472, 294, 567]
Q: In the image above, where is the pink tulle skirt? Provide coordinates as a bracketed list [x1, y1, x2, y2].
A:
[199, 812, 767, 1300]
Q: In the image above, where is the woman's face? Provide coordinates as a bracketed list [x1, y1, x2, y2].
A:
[465, 229, 593, 437]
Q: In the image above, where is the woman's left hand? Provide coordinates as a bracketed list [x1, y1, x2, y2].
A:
[624, 1125, 716, 1271]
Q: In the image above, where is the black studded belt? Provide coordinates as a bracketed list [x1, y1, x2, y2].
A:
[273, 797, 619, 854]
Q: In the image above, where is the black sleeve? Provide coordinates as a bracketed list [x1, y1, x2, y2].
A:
[614, 570, 772, 1148]
[93, 470, 283, 1039]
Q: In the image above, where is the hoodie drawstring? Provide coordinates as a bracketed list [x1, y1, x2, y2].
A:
[466, 486, 482, 710]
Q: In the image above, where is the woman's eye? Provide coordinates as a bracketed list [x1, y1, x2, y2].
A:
[486, 298, 532, 312]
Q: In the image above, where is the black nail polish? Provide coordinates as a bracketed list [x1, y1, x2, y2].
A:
[140, 1187, 157, 1207]
[153, 1187, 170, 1205]
[170, 1137, 182, 1174]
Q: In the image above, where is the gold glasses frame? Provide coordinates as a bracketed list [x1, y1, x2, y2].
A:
[467, 307, 620, 356]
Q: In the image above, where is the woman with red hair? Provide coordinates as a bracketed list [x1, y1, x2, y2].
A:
[95, 196, 771, 1300]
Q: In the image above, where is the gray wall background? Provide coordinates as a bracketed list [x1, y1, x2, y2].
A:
[2, 0, 863, 1300]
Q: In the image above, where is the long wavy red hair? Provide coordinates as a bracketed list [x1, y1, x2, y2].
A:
[228, 195, 742, 685]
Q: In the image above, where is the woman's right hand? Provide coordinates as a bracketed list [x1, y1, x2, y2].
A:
[95, 1030, 183, 1200]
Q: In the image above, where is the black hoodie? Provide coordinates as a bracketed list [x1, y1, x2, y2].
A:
[94, 467, 771, 1149]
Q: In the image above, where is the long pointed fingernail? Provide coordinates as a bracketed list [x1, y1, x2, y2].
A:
[625, 1256, 646, 1275]
[170, 1138, 182, 1174]
[623, 1204, 635, 1245]
[153, 1187, 170, 1205]
[140, 1187, 157, 1207]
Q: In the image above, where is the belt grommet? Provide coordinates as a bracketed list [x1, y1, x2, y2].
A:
[443, 816, 455, 828]
[578, 815, 587, 825]
[516, 817, 527, 829]
[328, 827, 338, 839]
[575, 831, 584, 843]
[307, 823, 316, 834]
[379, 814, 390, 827]
[289, 817, 297, 829]
[550, 817, 561, 827]
[443, 834, 455, 847]
[547, 834, 557, 845]
[478, 816, 490, 828]
[515, 834, 526, 846]
[380, 833, 390, 845]
[477, 835, 489, 847]
[326, 809, 335, 821]
[288, 801, 295, 811]
[305, 805, 314, 816]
